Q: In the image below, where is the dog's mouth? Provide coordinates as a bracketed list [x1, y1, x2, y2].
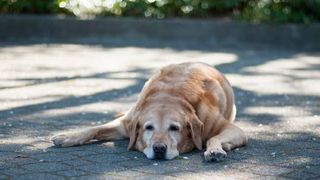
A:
[154, 152, 166, 159]
[144, 149, 169, 160]
[144, 142, 179, 160]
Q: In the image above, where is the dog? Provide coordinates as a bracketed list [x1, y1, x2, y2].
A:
[51, 62, 247, 161]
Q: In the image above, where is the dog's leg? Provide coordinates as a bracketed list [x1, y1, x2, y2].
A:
[51, 116, 128, 147]
[204, 123, 247, 162]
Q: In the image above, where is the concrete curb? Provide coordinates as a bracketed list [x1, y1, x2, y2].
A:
[0, 15, 320, 49]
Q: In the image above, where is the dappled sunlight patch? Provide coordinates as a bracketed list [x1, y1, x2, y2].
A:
[246, 130, 319, 145]
[1, 135, 37, 145]
[0, 44, 238, 72]
[34, 101, 131, 122]
[0, 77, 138, 117]
[0, 79, 31, 89]
[0, 95, 63, 112]
[128, 49, 238, 69]
[0, 44, 238, 123]
[229, 74, 297, 94]
[175, 170, 261, 179]
[233, 54, 320, 96]
[243, 54, 320, 73]
[281, 116, 320, 131]
[243, 106, 312, 119]
[0, 45, 238, 82]
[233, 121, 274, 133]
[0, 135, 51, 153]
[0, 75, 138, 98]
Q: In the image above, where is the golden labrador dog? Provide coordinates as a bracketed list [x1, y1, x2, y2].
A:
[52, 62, 247, 161]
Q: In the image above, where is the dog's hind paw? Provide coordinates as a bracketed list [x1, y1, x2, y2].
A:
[204, 148, 227, 162]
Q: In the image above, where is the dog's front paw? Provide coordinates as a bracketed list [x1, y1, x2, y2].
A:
[204, 148, 227, 162]
[51, 133, 83, 147]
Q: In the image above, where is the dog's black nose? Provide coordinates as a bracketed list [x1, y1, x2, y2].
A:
[153, 143, 167, 158]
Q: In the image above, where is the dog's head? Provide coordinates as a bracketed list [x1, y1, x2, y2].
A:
[127, 101, 203, 160]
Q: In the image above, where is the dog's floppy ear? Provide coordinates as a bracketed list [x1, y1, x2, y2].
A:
[188, 115, 204, 150]
[126, 119, 140, 150]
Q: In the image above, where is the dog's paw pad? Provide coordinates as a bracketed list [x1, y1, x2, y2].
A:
[204, 149, 227, 162]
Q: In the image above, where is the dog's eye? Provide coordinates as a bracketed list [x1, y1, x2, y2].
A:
[145, 125, 154, 131]
[169, 125, 179, 131]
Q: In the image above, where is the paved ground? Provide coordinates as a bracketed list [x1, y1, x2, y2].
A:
[0, 36, 319, 180]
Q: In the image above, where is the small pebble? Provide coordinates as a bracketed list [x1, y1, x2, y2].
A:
[259, 124, 263, 127]
[223, 165, 228, 168]
[134, 156, 138, 159]
[39, 159, 44, 162]
[153, 163, 158, 166]
[183, 157, 189, 160]
[312, 138, 316, 141]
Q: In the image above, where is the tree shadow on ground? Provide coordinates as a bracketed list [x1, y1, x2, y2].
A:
[0, 39, 319, 178]
[0, 68, 149, 119]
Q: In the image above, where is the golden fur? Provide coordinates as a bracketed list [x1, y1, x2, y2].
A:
[52, 62, 247, 161]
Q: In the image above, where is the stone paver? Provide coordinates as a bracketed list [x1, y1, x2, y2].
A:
[0, 31, 319, 179]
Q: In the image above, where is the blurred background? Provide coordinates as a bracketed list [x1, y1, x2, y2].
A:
[1, 0, 320, 23]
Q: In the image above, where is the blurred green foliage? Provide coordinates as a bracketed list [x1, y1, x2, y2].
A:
[1, 0, 320, 23]
[239, 0, 320, 23]
[0, 0, 75, 15]
[0, 0, 59, 14]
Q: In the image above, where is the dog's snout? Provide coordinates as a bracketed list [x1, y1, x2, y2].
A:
[153, 142, 167, 157]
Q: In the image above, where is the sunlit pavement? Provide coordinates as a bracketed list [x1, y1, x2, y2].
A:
[0, 38, 319, 179]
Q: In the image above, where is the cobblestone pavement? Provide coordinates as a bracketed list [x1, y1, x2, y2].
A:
[0, 38, 319, 180]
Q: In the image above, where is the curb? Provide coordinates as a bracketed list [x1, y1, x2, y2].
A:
[0, 15, 319, 49]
